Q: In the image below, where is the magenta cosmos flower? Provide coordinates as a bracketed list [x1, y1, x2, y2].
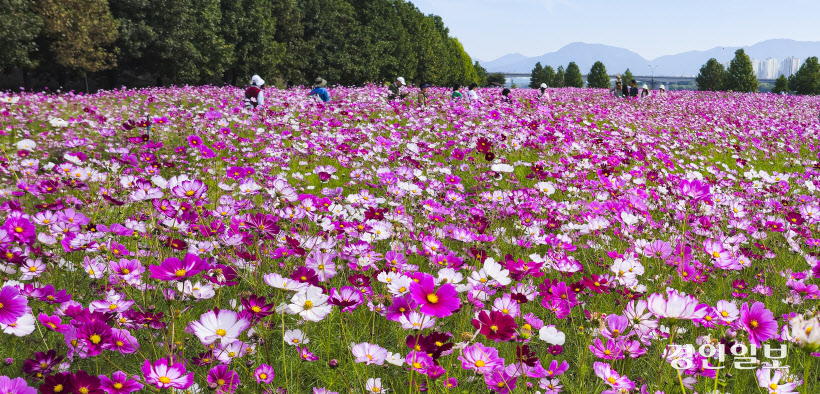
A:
[472, 310, 517, 341]
[409, 273, 460, 318]
[99, 371, 144, 394]
[254, 364, 275, 384]
[0, 285, 28, 325]
[0, 376, 36, 394]
[142, 358, 194, 390]
[740, 301, 778, 346]
[207, 365, 240, 394]
[149, 253, 208, 281]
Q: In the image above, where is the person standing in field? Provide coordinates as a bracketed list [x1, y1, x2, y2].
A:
[629, 80, 638, 97]
[309, 78, 330, 102]
[388, 77, 408, 101]
[244, 75, 265, 109]
[418, 84, 431, 107]
[538, 83, 551, 101]
[501, 88, 513, 103]
[640, 84, 650, 98]
[466, 83, 480, 102]
[451, 84, 463, 100]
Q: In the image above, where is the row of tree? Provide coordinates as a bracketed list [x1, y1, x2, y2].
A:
[696, 49, 820, 95]
[0, 0, 486, 88]
[529, 61, 638, 89]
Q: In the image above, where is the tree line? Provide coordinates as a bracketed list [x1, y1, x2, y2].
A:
[528, 61, 629, 89]
[0, 0, 487, 89]
[696, 49, 820, 95]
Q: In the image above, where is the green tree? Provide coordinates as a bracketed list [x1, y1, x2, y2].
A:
[622, 68, 634, 85]
[474, 61, 488, 87]
[587, 61, 610, 88]
[724, 48, 758, 92]
[486, 72, 506, 86]
[36, 0, 118, 77]
[219, 0, 284, 85]
[695, 58, 726, 91]
[543, 65, 555, 88]
[564, 62, 583, 88]
[771, 74, 790, 94]
[0, 0, 42, 75]
[299, 0, 366, 84]
[271, 0, 305, 83]
[788, 56, 820, 95]
[553, 65, 565, 88]
[529, 62, 544, 88]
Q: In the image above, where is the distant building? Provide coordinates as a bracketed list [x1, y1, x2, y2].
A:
[751, 58, 762, 79]
[779, 57, 801, 78]
[761, 58, 779, 79]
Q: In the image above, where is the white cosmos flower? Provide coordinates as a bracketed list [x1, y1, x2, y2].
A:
[491, 163, 515, 173]
[188, 309, 251, 345]
[16, 139, 36, 150]
[483, 257, 511, 286]
[288, 285, 332, 322]
[284, 329, 309, 346]
[539, 325, 566, 345]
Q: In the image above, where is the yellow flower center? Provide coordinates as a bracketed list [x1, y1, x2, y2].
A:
[216, 329, 227, 336]
[79, 388, 89, 394]
[303, 300, 313, 309]
[259, 373, 267, 380]
[53, 384, 64, 393]
[90, 334, 102, 344]
[475, 360, 485, 367]
[175, 269, 187, 277]
[114, 383, 123, 389]
[159, 376, 171, 384]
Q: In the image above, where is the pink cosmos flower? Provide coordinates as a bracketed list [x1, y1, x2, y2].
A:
[142, 358, 194, 390]
[254, 364, 275, 384]
[0, 286, 28, 325]
[593, 362, 634, 391]
[149, 253, 208, 281]
[458, 343, 505, 374]
[740, 301, 778, 347]
[99, 371, 144, 394]
[409, 273, 461, 318]
[207, 365, 240, 394]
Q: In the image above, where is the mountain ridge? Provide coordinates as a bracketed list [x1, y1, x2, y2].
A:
[483, 39, 820, 76]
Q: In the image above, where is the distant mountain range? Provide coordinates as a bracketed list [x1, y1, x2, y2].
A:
[481, 39, 820, 77]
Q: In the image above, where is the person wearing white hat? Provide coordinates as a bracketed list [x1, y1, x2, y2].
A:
[244, 75, 265, 108]
[538, 83, 551, 101]
[388, 77, 408, 101]
[658, 84, 667, 97]
[640, 84, 650, 98]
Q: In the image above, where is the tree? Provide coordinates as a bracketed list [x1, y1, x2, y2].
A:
[474, 61, 488, 87]
[587, 61, 610, 89]
[695, 58, 726, 92]
[36, 0, 118, 77]
[543, 65, 555, 88]
[219, 0, 284, 85]
[0, 0, 42, 75]
[486, 72, 506, 86]
[622, 68, 634, 85]
[771, 75, 790, 94]
[553, 66, 565, 88]
[788, 56, 820, 95]
[724, 49, 759, 92]
[529, 62, 544, 88]
[564, 62, 583, 88]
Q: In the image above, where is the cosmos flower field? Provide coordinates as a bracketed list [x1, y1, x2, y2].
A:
[0, 86, 819, 394]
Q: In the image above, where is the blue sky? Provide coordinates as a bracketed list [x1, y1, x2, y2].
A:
[411, 0, 819, 61]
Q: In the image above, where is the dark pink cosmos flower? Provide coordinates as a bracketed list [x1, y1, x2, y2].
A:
[740, 301, 778, 347]
[71, 370, 104, 394]
[581, 274, 610, 294]
[149, 254, 208, 281]
[472, 310, 517, 341]
[32, 284, 72, 304]
[99, 371, 143, 394]
[207, 365, 240, 394]
[22, 350, 63, 378]
[39, 372, 73, 394]
[0, 285, 27, 325]
[409, 273, 460, 318]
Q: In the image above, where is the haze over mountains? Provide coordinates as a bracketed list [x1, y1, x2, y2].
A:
[482, 39, 820, 77]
